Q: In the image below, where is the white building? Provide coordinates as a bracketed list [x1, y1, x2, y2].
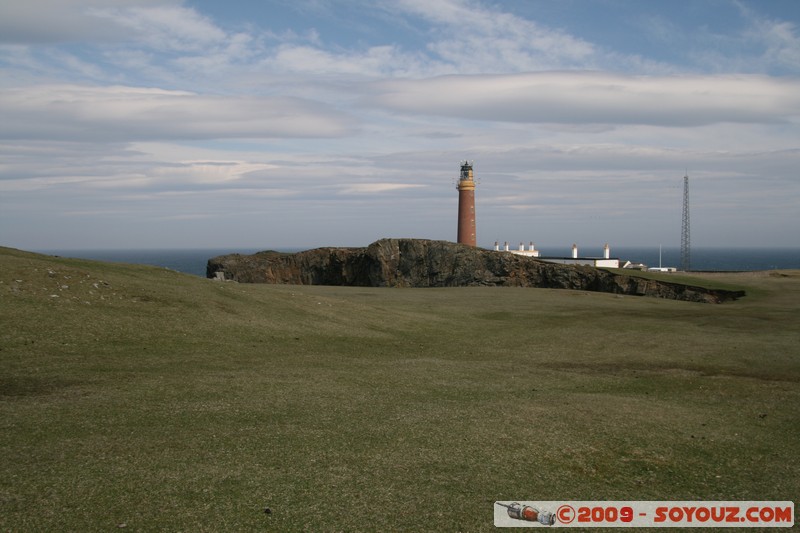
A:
[494, 242, 620, 268]
[494, 241, 540, 257]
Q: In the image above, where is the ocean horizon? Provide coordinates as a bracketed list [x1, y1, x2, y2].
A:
[35, 245, 800, 278]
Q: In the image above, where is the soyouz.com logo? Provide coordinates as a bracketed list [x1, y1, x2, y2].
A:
[493, 501, 794, 527]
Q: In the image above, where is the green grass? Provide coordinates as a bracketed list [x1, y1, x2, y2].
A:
[1, 247, 799, 531]
[601, 267, 751, 293]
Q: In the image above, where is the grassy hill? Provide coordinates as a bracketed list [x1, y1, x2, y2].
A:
[1, 246, 798, 530]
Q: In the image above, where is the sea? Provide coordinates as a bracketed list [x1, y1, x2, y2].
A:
[37, 246, 800, 278]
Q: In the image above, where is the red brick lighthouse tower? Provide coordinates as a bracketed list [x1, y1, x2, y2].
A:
[456, 160, 477, 246]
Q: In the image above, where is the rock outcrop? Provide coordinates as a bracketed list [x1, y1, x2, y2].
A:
[207, 238, 745, 303]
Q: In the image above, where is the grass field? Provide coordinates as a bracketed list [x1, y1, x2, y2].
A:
[1, 246, 798, 531]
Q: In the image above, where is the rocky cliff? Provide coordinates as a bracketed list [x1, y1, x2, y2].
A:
[207, 238, 745, 303]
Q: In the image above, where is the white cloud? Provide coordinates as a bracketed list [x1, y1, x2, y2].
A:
[88, 4, 227, 52]
[0, 0, 183, 44]
[750, 19, 800, 72]
[683, 2, 800, 75]
[44, 49, 109, 80]
[388, 0, 598, 72]
[368, 72, 800, 126]
[0, 85, 356, 141]
[245, 0, 610, 79]
[338, 183, 427, 194]
[267, 44, 431, 78]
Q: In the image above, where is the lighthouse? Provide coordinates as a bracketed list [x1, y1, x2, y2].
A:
[456, 160, 477, 246]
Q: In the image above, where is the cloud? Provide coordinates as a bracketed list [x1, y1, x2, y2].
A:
[338, 183, 427, 194]
[267, 44, 432, 78]
[748, 18, 800, 72]
[367, 71, 800, 126]
[390, 0, 597, 72]
[88, 4, 227, 52]
[232, 0, 615, 80]
[0, 85, 356, 141]
[0, 0, 183, 44]
[0, 0, 248, 89]
[670, 2, 800, 75]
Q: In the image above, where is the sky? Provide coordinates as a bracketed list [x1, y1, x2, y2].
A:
[1, 0, 799, 251]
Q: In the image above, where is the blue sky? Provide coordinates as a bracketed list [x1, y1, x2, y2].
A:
[1, 0, 799, 250]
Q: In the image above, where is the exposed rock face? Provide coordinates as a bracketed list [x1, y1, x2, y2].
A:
[207, 238, 745, 303]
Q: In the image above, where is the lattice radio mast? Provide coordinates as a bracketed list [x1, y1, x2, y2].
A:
[681, 172, 691, 271]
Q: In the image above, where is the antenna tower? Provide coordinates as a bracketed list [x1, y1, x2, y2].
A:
[681, 172, 691, 271]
